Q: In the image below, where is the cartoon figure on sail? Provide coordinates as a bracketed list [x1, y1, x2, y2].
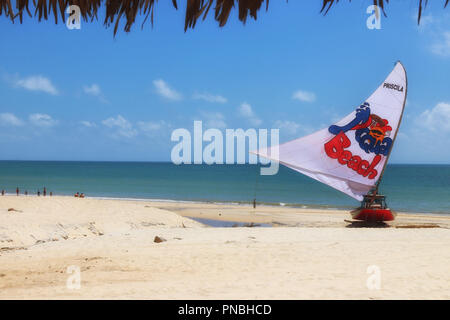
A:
[253, 61, 407, 221]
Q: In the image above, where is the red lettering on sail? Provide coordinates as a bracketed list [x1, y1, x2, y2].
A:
[363, 154, 381, 179]
[324, 132, 350, 159]
[324, 132, 381, 180]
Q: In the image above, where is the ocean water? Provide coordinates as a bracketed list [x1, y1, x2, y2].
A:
[0, 161, 449, 214]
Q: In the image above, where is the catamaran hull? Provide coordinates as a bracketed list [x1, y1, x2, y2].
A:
[351, 208, 396, 221]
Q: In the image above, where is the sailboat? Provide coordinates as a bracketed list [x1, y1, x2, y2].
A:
[253, 61, 407, 221]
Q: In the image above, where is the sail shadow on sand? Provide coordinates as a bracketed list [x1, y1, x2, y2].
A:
[345, 220, 443, 228]
[345, 220, 390, 228]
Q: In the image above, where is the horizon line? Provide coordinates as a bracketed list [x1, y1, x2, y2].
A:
[0, 160, 449, 166]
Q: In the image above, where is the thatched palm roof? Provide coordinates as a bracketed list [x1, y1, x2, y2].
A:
[1, 0, 448, 35]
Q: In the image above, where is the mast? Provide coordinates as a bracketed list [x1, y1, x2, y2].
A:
[375, 61, 408, 193]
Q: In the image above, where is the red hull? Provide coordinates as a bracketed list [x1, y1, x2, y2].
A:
[351, 208, 396, 221]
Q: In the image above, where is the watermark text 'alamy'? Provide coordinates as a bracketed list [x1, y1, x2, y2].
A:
[171, 121, 279, 175]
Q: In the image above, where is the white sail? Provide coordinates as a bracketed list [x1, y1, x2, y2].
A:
[253, 62, 407, 200]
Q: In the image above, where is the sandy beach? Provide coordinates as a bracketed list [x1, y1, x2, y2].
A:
[1, 195, 450, 299]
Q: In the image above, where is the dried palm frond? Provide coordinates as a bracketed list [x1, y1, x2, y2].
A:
[0, 0, 448, 35]
[321, 0, 389, 17]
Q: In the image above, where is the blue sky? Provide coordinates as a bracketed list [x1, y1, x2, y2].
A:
[0, 1, 449, 163]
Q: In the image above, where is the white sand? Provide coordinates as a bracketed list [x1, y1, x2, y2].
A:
[1, 195, 450, 299]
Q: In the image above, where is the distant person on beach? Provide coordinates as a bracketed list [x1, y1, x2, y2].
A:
[75, 192, 79, 197]
[50, 192, 53, 196]
[43, 187, 47, 196]
[16, 187, 19, 196]
[25, 191, 28, 196]
[1, 190, 4, 196]
[37, 190, 40, 196]
[80, 193, 85, 198]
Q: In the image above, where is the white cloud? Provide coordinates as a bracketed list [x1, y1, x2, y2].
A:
[80, 121, 96, 128]
[413, 14, 434, 30]
[416, 12, 450, 57]
[420, 15, 434, 28]
[83, 84, 108, 103]
[396, 132, 409, 141]
[292, 90, 316, 103]
[419, 102, 450, 132]
[153, 79, 182, 101]
[29, 113, 58, 127]
[102, 115, 137, 138]
[431, 31, 450, 57]
[238, 102, 254, 117]
[83, 84, 101, 96]
[200, 111, 227, 129]
[102, 115, 129, 128]
[138, 120, 168, 132]
[238, 102, 262, 126]
[0, 113, 24, 126]
[15, 75, 58, 95]
[193, 92, 227, 103]
[273, 120, 301, 136]
[249, 118, 262, 127]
